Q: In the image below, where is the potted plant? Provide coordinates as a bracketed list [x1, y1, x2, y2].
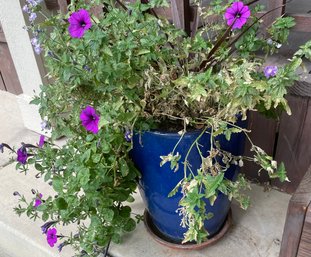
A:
[1, 0, 311, 256]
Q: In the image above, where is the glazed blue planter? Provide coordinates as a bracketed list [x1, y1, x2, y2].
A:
[131, 122, 246, 243]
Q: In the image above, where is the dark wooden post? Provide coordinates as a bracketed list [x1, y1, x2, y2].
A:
[264, 0, 286, 27]
[279, 166, 311, 257]
[57, 0, 68, 14]
[170, 0, 192, 36]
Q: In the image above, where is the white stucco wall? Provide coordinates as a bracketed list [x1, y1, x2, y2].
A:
[0, 0, 43, 133]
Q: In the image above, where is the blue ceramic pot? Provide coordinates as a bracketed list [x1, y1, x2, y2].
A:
[131, 122, 246, 242]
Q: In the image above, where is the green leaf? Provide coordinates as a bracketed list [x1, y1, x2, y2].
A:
[42, 212, 49, 222]
[120, 159, 129, 177]
[35, 163, 43, 171]
[111, 233, 121, 244]
[103, 46, 113, 57]
[77, 168, 90, 186]
[276, 162, 287, 182]
[120, 206, 131, 218]
[52, 176, 63, 192]
[126, 195, 135, 203]
[92, 154, 101, 163]
[86, 134, 94, 142]
[168, 180, 182, 197]
[102, 208, 114, 222]
[30, 98, 41, 105]
[123, 218, 136, 232]
[82, 149, 91, 162]
[136, 49, 150, 55]
[203, 173, 224, 198]
[55, 197, 68, 210]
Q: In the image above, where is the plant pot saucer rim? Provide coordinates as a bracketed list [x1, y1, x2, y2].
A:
[143, 208, 232, 250]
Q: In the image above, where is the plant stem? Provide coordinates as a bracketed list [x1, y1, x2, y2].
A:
[115, 0, 127, 10]
[103, 239, 111, 257]
[172, 131, 186, 155]
[183, 127, 208, 178]
[199, 19, 236, 71]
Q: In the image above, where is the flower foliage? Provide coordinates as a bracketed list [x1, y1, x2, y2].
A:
[3, 0, 311, 255]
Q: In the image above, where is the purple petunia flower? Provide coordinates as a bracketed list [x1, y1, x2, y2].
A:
[40, 120, 50, 130]
[224, 1, 251, 30]
[34, 44, 42, 55]
[80, 106, 100, 134]
[83, 65, 92, 72]
[38, 135, 45, 148]
[29, 12, 37, 22]
[68, 9, 92, 38]
[41, 221, 57, 234]
[22, 5, 30, 13]
[34, 193, 43, 207]
[124, 129, 132, 142]
[17, 147, 28, 164]
[46, 228, 58, 247]
[31, 37, 39, 46]
[264, 66, 278, 78]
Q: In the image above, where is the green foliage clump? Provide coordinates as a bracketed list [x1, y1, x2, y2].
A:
[8, 0, 311, 255]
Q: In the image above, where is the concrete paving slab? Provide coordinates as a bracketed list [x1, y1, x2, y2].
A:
[0, 163, 75, 257]
[110, 185, 290, 257]
[0, 90, 39, 167]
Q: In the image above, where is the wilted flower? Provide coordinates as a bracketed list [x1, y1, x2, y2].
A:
[13, 191, 21, 197]
[80, 106, 100, 134]
[68, 9, 92, 38]
[57, 242, 66, 252]
[224, 1, 251, 30]
[41, 221, 57, 234]
[276, 43, 282, 49]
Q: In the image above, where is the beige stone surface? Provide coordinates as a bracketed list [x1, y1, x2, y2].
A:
[110, 186, 290, 257]
[0, 90, 39, 167]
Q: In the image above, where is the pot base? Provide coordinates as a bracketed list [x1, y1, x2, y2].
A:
[143, 209, 232, 250]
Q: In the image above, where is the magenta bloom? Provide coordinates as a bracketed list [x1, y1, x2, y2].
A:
[264, 66, 278, 78]
[80, 106, 100, 134]
[34, 193, 43, 208]
[225, 2, 251, 30]
[68, 9, 92, 38]
[17, 147, 28, 164]
[46, 228, 58, 247]
[38, 135, 45, 148]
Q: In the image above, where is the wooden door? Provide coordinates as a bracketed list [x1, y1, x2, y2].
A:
[0, 22, 23, 95]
